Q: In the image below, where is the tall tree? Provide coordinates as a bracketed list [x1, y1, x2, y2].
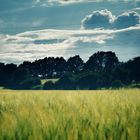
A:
[0, 63, 17, 86]
[124, 57, 140, 83]
[54, 57, 67, 77]
[85, 51, 119, 71]
[67, 55, 84, 73]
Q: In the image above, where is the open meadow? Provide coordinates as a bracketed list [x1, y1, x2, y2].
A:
[0, 89, 140, 140]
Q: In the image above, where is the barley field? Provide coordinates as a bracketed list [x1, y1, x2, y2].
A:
[0, 89, 140, 140]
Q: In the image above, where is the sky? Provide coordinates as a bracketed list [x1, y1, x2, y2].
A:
[0, 0, 140, 64]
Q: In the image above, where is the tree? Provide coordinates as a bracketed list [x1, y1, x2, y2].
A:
[112, 66, 130, 85]
[30, 57, 67, 78]
[19, 61, 33, 75]
[104, 52, 119, 71]
[0, 63, 5, 86]
[77, 73, 101, 90]
[85, 51, 119, 72]
[54, 57, 67, 77]
[124, 57, 140, 83]
[19, 61, 32, 70]
[9, 68, 31, 89]
[0, 63, 17, 87]
[31, 59, 46, 78]
[67, 55, 84, 73]
[45, 57, 56, 78]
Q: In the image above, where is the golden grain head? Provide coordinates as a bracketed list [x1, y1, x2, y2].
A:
[0, 89, 140, 140]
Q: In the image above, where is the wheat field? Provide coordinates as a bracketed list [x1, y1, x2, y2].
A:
[0, 89, 140, 140]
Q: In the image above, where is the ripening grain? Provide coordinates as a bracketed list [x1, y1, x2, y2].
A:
[0, 89, 140, 140]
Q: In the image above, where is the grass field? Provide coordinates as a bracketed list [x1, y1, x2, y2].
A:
[0, 89, 140, 140]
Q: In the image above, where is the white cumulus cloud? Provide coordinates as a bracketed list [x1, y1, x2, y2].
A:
[114, 11, 140, 29]
[82, 10, 140, 29]
[82, 9, 115, 29]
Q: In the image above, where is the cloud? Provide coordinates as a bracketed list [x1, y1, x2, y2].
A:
[114, 11, 140, 29]
[0, 0, 139, 35]
[5, 0, 136, 8]
[47, 0, 90, 5]
[0, 26, 140, 64]
[0, 0, 139, 11]
[47, 0, 140, 5]
[82, 9, 115, 29]
[82, 10, 140, 29]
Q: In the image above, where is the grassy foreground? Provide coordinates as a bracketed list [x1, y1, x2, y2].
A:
[0, 89, 140, 140]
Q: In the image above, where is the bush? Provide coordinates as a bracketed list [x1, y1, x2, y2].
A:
[112, 67, 130, 85]
[43, 81, 55, 90]
[111, 80, 124, 89]
[9, 68, 31, 89]
[55, 75, 76, 90]
[77, 73, 101, 90]
[32, 85, 43, 90]
[19, 78, 41, 90]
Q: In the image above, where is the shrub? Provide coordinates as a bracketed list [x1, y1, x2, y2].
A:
[111, 80, 124, 89]
[43, 81, 55, 90]
[77, 73, 100, 90]
[32, 85, 43, 90]
[55, 75, 76, 90]
[19, 78, 41, 90]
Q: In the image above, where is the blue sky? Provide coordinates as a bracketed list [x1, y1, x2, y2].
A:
[0, 0, 139, 34]
[0, 0, 140, 63]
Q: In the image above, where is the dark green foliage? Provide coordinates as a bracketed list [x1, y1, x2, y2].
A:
[112, 66, 130, 85]
[67, 55, 84, 73]
[54, 57, 67, 77]
[0, 51, 140, 90]
[9, 68, 41, 90]
[55, 74, 76, 90]
[85, 51, 119, 71]
[111, 80, 124, 89]
[73, 70, 112, 89]
[0, 63, 17, 86]
[43, 81, 55, 90]
[19, 78, 41, 90]
[12, 68, 30, 82]
[32, 85, 43, 90]
[9, 68, 30, 89]
[124, 57, 140, 83]
[76, 73, 102, 89]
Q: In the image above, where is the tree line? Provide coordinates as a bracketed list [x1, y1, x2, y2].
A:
[0, 51, 140, 90]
